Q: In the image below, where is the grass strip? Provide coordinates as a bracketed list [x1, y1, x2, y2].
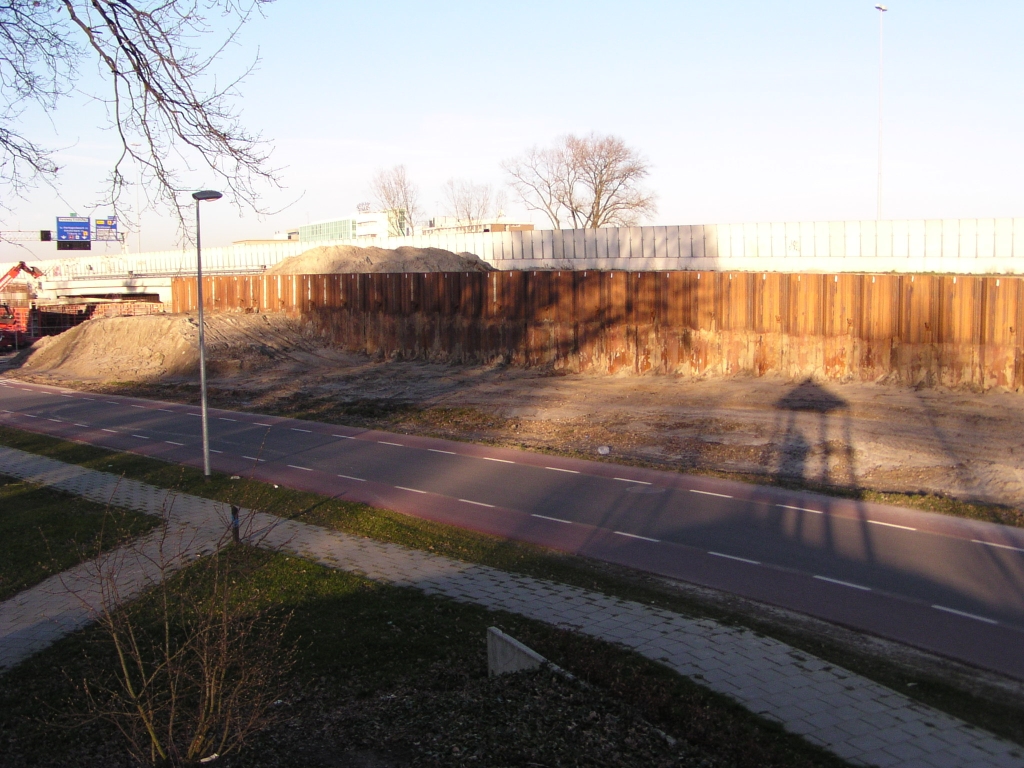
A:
[0, 474, 158, 601]
[1, 424, 1023, 747]
[0, 548, 850, 767]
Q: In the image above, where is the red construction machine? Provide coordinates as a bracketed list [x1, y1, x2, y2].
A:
[0, 261, 45, 352]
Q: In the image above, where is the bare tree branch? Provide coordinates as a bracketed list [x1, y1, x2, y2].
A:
[369, 164, 419, 235]
[441, 177, 503, 224]
[0, 1, 280, 234]
[503, 133, 657, 229]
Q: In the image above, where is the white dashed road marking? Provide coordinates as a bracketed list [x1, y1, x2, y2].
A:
[971, 539, 1024, 554]
[545, 466, 579, 474]
[778, 504, 823, 514]
[483, 457, 514, 464]
[931, 605, 999, 625]
[708, 551, 761, 565]
[338, 474, 366, 482]
[868, 520, 917, 531]
[287, 464, 311, 471]
[814, 575, 871, 591]
[614, 477, 652, 485]
[459, 499, 495, 508]
[429, 448, 457, 455]
[379, 441, 404, 447]
[532, 514, 573, 524]
[165, 441, 184, 446]
[614, 531, 661, 543]
[395, 486, 427, 494]
[690, 489, 733, 499]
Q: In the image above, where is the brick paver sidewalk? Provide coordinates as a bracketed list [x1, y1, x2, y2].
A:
[1, 445, 1021, 768]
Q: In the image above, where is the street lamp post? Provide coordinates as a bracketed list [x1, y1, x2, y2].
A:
[875, 4, 888, 221]
[192, 189, 223, 478]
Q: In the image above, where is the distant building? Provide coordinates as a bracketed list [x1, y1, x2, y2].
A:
[297, 218, 358, 242]
[295, 209, 412, 243]
[420, 217, 534, 235]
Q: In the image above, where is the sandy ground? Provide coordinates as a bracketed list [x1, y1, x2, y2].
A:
[6, 312, 1024, 517]
[267, 245, 493, 274]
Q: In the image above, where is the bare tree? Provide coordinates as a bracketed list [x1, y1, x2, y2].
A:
[441, 178, 506, 224]
[503, 133, 656, 229]
[0, 1, 278, 229]
[369, 164, 419, 235]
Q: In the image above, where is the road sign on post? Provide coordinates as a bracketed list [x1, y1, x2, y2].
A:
[56, 217, 91, 241]
[94, 217, 118, 241]
[56, 217, 91, 251]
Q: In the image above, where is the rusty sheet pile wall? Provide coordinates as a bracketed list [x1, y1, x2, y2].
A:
[172, 271, 1024, 390]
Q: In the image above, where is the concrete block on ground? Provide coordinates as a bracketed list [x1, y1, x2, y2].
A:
[487, 626, 546, 677]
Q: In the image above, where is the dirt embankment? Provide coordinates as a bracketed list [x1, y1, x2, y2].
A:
[267, 245, 494, 274]
[5, 312, 1024, 515]
[18, 313, 312, 382]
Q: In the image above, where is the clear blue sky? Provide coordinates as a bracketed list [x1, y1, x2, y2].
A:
[3, 0, 1023, 260]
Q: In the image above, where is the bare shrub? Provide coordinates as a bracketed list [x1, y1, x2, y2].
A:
[68, 490, 294, 766]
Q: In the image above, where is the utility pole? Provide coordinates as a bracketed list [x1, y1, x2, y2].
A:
[875, 4, 888, 220]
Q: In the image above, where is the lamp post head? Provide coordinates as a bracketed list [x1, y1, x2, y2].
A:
[875, 4, 887, 10]
[192, 190, 223, 202]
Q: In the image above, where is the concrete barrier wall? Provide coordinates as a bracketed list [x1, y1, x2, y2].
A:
[39, 217, 1024, 282]
[172, 271, 1024, 391]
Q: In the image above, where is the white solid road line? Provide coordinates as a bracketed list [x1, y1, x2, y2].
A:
[708, 551, 761, 565]
[378, 441, 404, 446]
[614, 477, 652, 485]
[338, 474, 366, 482]
[868, 520, 917, 531]
[690, 489, 733, 499]
[429, 448, 457, 454]
[971, 539, 1024, 554]
[532, 514, 573, 524]
[395, 486, 427, 494]
[931, 605, 999, 625]
[614, 531, 661, 543]
[814, 575, 872, 591]
[165, 441, 185, 446]
[287, 464, 311, 471]
[242, 456, 266, 462]
[545, 466, 579, 474]
[459, 498, 495, 508]
[482, 457, 514, 463]
[778, 504, 824, 514]
[292, 428, 312, 433]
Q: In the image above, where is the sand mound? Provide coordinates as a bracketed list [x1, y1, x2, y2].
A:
[19, 313, 309, 382]
[267, 245, 494, 275]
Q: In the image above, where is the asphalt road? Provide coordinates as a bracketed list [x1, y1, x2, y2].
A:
[2, 378, 1023, 680]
